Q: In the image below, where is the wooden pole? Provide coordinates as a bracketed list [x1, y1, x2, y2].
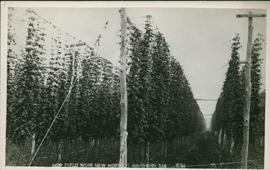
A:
[119, 7, 128, 167]
[31, 133, 36, 156]
[60, 42, 85, 162]
[68, 42, 86, 85]
[236, 12, 266, 169]
[71, 49, 76, 84]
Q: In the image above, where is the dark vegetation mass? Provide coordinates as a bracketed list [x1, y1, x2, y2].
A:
[6, 9, 205, 166]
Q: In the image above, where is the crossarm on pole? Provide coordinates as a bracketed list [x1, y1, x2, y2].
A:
[236, 14, 266, 18]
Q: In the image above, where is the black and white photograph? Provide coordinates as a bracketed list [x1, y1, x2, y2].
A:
[0, 1, 269, 169]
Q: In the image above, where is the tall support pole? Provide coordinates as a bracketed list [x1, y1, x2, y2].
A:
[71, 49, 76, 84]
[241, 13, 252, 169]
[236, 12, 266, 169]
[119, 7, 128, 167]
[60, 42, 86, 163]
[68, 42, 86, 85]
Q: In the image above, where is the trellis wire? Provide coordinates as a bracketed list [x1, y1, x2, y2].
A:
[28, 77, 78, 166]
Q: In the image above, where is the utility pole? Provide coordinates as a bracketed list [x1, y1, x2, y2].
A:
[236, 12, 266, 169]
[69, 42, 86, 84]
[119, 7, 128, 167]
[58, 42, 86, 163]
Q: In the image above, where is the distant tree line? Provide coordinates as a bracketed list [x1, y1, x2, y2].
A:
[211, 34, 265, 162]
[6, 8, 205, 166]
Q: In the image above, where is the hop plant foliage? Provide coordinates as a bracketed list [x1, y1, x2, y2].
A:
[7, 9, 206, 165]
[211, 34, 265, 159]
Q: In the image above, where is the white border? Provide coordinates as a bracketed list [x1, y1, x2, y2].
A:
[1, 1, 270, 170]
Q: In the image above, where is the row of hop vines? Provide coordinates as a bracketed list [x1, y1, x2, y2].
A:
[7, 8, 120, 162]
[211, 33, 265, 162]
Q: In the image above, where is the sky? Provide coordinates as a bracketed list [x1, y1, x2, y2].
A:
[21, 8, 266, 129]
